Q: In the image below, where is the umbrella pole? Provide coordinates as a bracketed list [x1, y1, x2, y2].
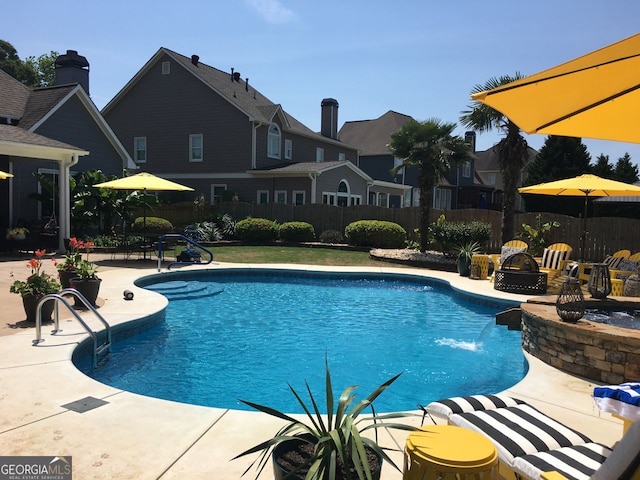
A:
[579, 194, 589, 263]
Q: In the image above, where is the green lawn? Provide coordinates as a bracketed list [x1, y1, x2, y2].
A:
[202, 245, 402, 267]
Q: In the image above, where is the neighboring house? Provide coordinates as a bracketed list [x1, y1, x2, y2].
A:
[474, 144, 538, 211]
[102, 48, 408, 208]
[339, 111, 490, 209]
[0, 50, 135, 251]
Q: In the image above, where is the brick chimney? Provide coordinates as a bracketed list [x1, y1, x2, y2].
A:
[54, 50, 90, 94]
[465, 131, 476, 152]
[321, 98, 339, 140]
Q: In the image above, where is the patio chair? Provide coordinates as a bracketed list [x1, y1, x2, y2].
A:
[577, 249, 631, 284]
[489, 239, 529, 282]
[537, 243, 573, 284]
[424, 394, 638, 480]
[608, 251, 640, 283]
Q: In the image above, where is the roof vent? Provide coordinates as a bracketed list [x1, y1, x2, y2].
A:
[191, 55, 199, 66]
[233, 72, 241, 82]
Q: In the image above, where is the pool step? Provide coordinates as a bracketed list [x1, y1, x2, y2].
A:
[145, 281, 224, 301]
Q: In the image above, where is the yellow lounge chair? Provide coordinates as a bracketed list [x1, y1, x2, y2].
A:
[489, 239, 528, 282]
[537, 243, 572, 284]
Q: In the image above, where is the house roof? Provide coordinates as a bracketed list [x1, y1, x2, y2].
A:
[102, 48, 351, 149]
[338, 110, 414, 156]
[474, 144, 538, 172]
[251, 160, 373, 181]
[0, 124, 89, 161]
[0, 69, 135, 168]
[0, 69, 30, 122]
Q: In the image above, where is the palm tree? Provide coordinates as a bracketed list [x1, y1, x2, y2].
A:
[460, 74, 529, 244]
[388, 118, 470, 252]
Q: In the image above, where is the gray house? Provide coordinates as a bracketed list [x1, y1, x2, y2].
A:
[102, 48, 408, 207]
[0, 50, 134, 251]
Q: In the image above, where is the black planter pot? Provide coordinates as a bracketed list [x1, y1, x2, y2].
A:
[272, 435, 382, 480]
[58, 270, 79, 289]
[69, 277, 102, 308]
[22, 294, 55, 323]
[456, 257, 471, 276]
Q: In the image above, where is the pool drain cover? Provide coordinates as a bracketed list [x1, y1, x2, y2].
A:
[62, 396, 109, 413]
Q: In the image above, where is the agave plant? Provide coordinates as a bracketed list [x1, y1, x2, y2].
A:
[233, 358, 416, 480]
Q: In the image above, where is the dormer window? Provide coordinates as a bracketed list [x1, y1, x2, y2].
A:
[267, 125, 281, 159]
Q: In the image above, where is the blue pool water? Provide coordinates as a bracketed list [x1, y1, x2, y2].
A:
[78, 271, 527, 413]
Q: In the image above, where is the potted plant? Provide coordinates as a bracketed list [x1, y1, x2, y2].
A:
[55, 237, 94, 288]
[233, 358, 416, 480]
[10, 249, 61, 323]
[455, 241, 481, 276]
[68, 258, 101, 308]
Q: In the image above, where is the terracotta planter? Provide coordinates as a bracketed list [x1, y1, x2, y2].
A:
[69, 277, 102, 308]
[58, 270, 79, 289]
[22, 294, 55, 323]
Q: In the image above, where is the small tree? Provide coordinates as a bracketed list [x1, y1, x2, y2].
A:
[388, 119, 470, 252]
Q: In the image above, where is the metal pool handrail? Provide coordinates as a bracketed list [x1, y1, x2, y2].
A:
[157, 234, 214, 271]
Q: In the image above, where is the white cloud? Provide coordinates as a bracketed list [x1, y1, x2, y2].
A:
[246, 0, 296, 24]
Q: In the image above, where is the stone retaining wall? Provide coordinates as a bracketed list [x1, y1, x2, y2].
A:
[521, 303, 640, 384]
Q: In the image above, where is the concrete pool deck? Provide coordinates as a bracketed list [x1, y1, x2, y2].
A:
[0, 254, 624, 479]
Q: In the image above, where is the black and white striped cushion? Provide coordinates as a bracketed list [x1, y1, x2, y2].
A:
[449, 404, 592, 468]
[425, 394, 526, 419]
[541, 248, 570, 270]
[512, 443, 612, 480]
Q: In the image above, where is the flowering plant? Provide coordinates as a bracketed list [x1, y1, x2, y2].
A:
[56, 237, 95, 272]
[10, 249, 61, 297]
[73, 259, 99, 281]
[6, 227, 29, 240]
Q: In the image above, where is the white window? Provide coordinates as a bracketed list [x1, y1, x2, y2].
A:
[433, 187, 452, 210]
[257, 190, 269, 204]
[134, 137, 147, 163]
[162, 62, 170, 74]
[316, 147, 324, 162]
[322, 193, 335, 205]
[211, 184, 226, 205]
[336, 180, 350, 207]
[338, 152, 346, 161]
[284, 139, 293, 160]
[462, 161, 471, 178]
[275, 190, 287, 204]
[190, 134, 203, 162]
[488, 173, 497, 185]
[350, 196, 362, 206]
[268, 125, 281, 159]
[293, 190, 305, 205]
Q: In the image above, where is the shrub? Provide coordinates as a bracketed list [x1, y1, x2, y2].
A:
[235, 217, 279, 242]
[132, 216, 174, 234]
[279, 221, 315, 242]
[344, 220, 406, 248]
[319, 229, 345, 244]
[431, 220, 491, 254]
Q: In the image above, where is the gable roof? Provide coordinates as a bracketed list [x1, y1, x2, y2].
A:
[102, 47, 350, 148]
[0, 124, 88, 161]
[0, 71, 135, 169]
[338, 110, 414, 156]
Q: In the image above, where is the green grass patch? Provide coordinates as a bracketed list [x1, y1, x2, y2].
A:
[204, 245, 400, 267]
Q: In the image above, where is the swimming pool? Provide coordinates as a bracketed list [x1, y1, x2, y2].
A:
[77, 270, 526, 413]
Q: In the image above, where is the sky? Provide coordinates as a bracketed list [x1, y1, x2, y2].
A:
[5, 0, 640, 165]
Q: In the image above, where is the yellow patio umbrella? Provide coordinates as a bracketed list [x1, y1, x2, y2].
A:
[0, 170, 14, 179]
[94, 172, 194, 257]
[519, 174, 640, 260]
[472, 33, 640, 143]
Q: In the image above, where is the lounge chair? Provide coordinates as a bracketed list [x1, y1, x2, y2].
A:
[490, 240, 529, 282]
[577, 249, 631, 284]
[537, 243, 573, 284]
[424, 394, 640, 480]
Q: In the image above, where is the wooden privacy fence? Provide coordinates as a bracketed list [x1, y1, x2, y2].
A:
[150, 202, 640, 262]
